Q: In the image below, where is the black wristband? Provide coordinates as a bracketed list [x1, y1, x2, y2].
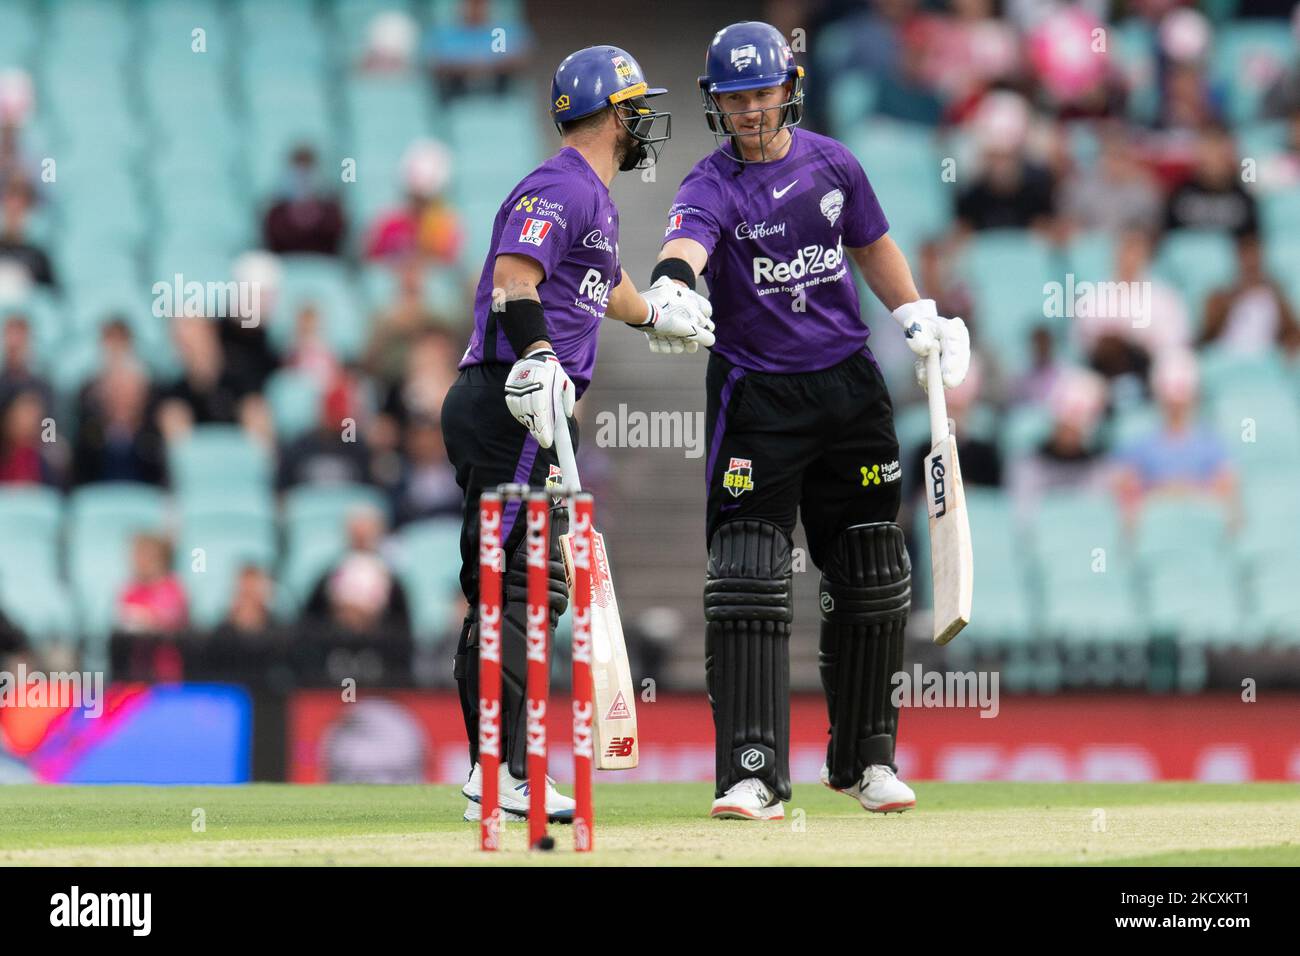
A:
[651, 257, 697, 292]
[501, 298, 549, 358]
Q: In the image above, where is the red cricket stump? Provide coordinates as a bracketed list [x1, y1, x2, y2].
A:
[477, 493, 503, 852]
[524, 493, 550, 849]
[570, 494, 595, 851]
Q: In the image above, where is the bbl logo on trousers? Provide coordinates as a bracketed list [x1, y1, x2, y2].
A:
[724, 457, 754, 497]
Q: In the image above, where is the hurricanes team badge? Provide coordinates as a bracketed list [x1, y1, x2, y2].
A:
[820, 189, 844, 226]
[723, 457, 754, 497]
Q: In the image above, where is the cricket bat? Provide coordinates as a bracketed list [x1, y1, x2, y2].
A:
[551, 390, 639, 770]
[922, 349, 973, 645]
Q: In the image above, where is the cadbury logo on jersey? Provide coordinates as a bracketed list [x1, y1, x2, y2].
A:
[734, 220, 786, 241]
[582, 229, 615, 254]
[752, 236, 844, 285]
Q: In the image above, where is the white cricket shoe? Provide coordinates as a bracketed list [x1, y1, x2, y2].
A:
[461, 762, 575, 823]
[821, 763, 916, 813]
[710, 777, 785, 821]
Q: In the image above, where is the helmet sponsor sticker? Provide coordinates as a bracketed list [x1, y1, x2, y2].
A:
[730, 44, 758, 70]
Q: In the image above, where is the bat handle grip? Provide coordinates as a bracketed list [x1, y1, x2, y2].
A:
[925, 348, 949, 443]
[552, 379, 582, 508]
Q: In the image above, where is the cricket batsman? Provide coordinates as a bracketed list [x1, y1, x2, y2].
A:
[441, 46, 714, 823]
[653, 22, 970, 819]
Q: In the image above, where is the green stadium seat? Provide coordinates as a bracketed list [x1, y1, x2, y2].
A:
[0, 4, 37, 64]
[1234, 475, 1300, 568]
[0, 288, 64, 369]
[1112, 19, 1159, 124]
[281, 482, 391, 604]
[0, 485, 62, 540]
[1153, 230, 1236, 320]
[68, 483, 170, 641]
[265, 369, 325, 444]
[1211, 381, 1300, 473]
[1197, 346, 1288, 406]
[273, 255, 367, 360]
[1210, 21, 1294, 124]
[957, 230, 1057, 373]
[345, 76, 434, 151]
[1063, 232, 1115, 284]
[1243, 555, 1300, 648]
[167, 425, 273, 496]
[70, 482, 169, 531]
[1134, 496, 1230, 564]
[1237, 120, 1287, 161]
[177, 492, 276, 528]
[1000, 403, 1053, 460]
[1145, 561, 1242, 649]
[284, 481, 390, 528]
[281, 524, 350, 607]
[1260, 190, 1300, 245]
[359, 262, 467, 319]
[1105, 403, 1161, 450]
[1031, 490, 1124, 566]
[0, 568, 76, 647]
[1040, 567, 1144, 647]
[175, 528, 277, 630]
[827, 73, 878, 138]
[0, 487, 64, 630]
[448, 93, 537, 186]
[423, 0, 523, 28]
[397, 517, 464, 644]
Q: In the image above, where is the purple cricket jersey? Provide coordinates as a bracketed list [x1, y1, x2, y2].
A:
[663, 128, 889, 374]
[459, 146, 622, 395]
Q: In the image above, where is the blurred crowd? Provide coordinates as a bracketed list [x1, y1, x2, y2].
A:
[0, 0, 543, 661]
[777, 0, 1300, 543]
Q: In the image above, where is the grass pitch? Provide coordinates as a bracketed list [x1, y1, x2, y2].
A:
[0, 783, 1297, 866]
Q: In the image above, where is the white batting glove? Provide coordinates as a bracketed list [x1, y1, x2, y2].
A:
[891, 298, 970, 390]
[503, 348, 574, 448]
[636, 276, 715, 353]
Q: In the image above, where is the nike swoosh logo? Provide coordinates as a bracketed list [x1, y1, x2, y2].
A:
[772, 180, 798, 199]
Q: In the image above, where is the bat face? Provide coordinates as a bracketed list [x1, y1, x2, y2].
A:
[560, 529, 639, 769]
[924, 433, 973, 645]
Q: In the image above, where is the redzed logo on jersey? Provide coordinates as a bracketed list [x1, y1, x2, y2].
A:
[604, 736, 635, 758]
[665, 213, 683, 236]
[519, 217, 552, 246]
